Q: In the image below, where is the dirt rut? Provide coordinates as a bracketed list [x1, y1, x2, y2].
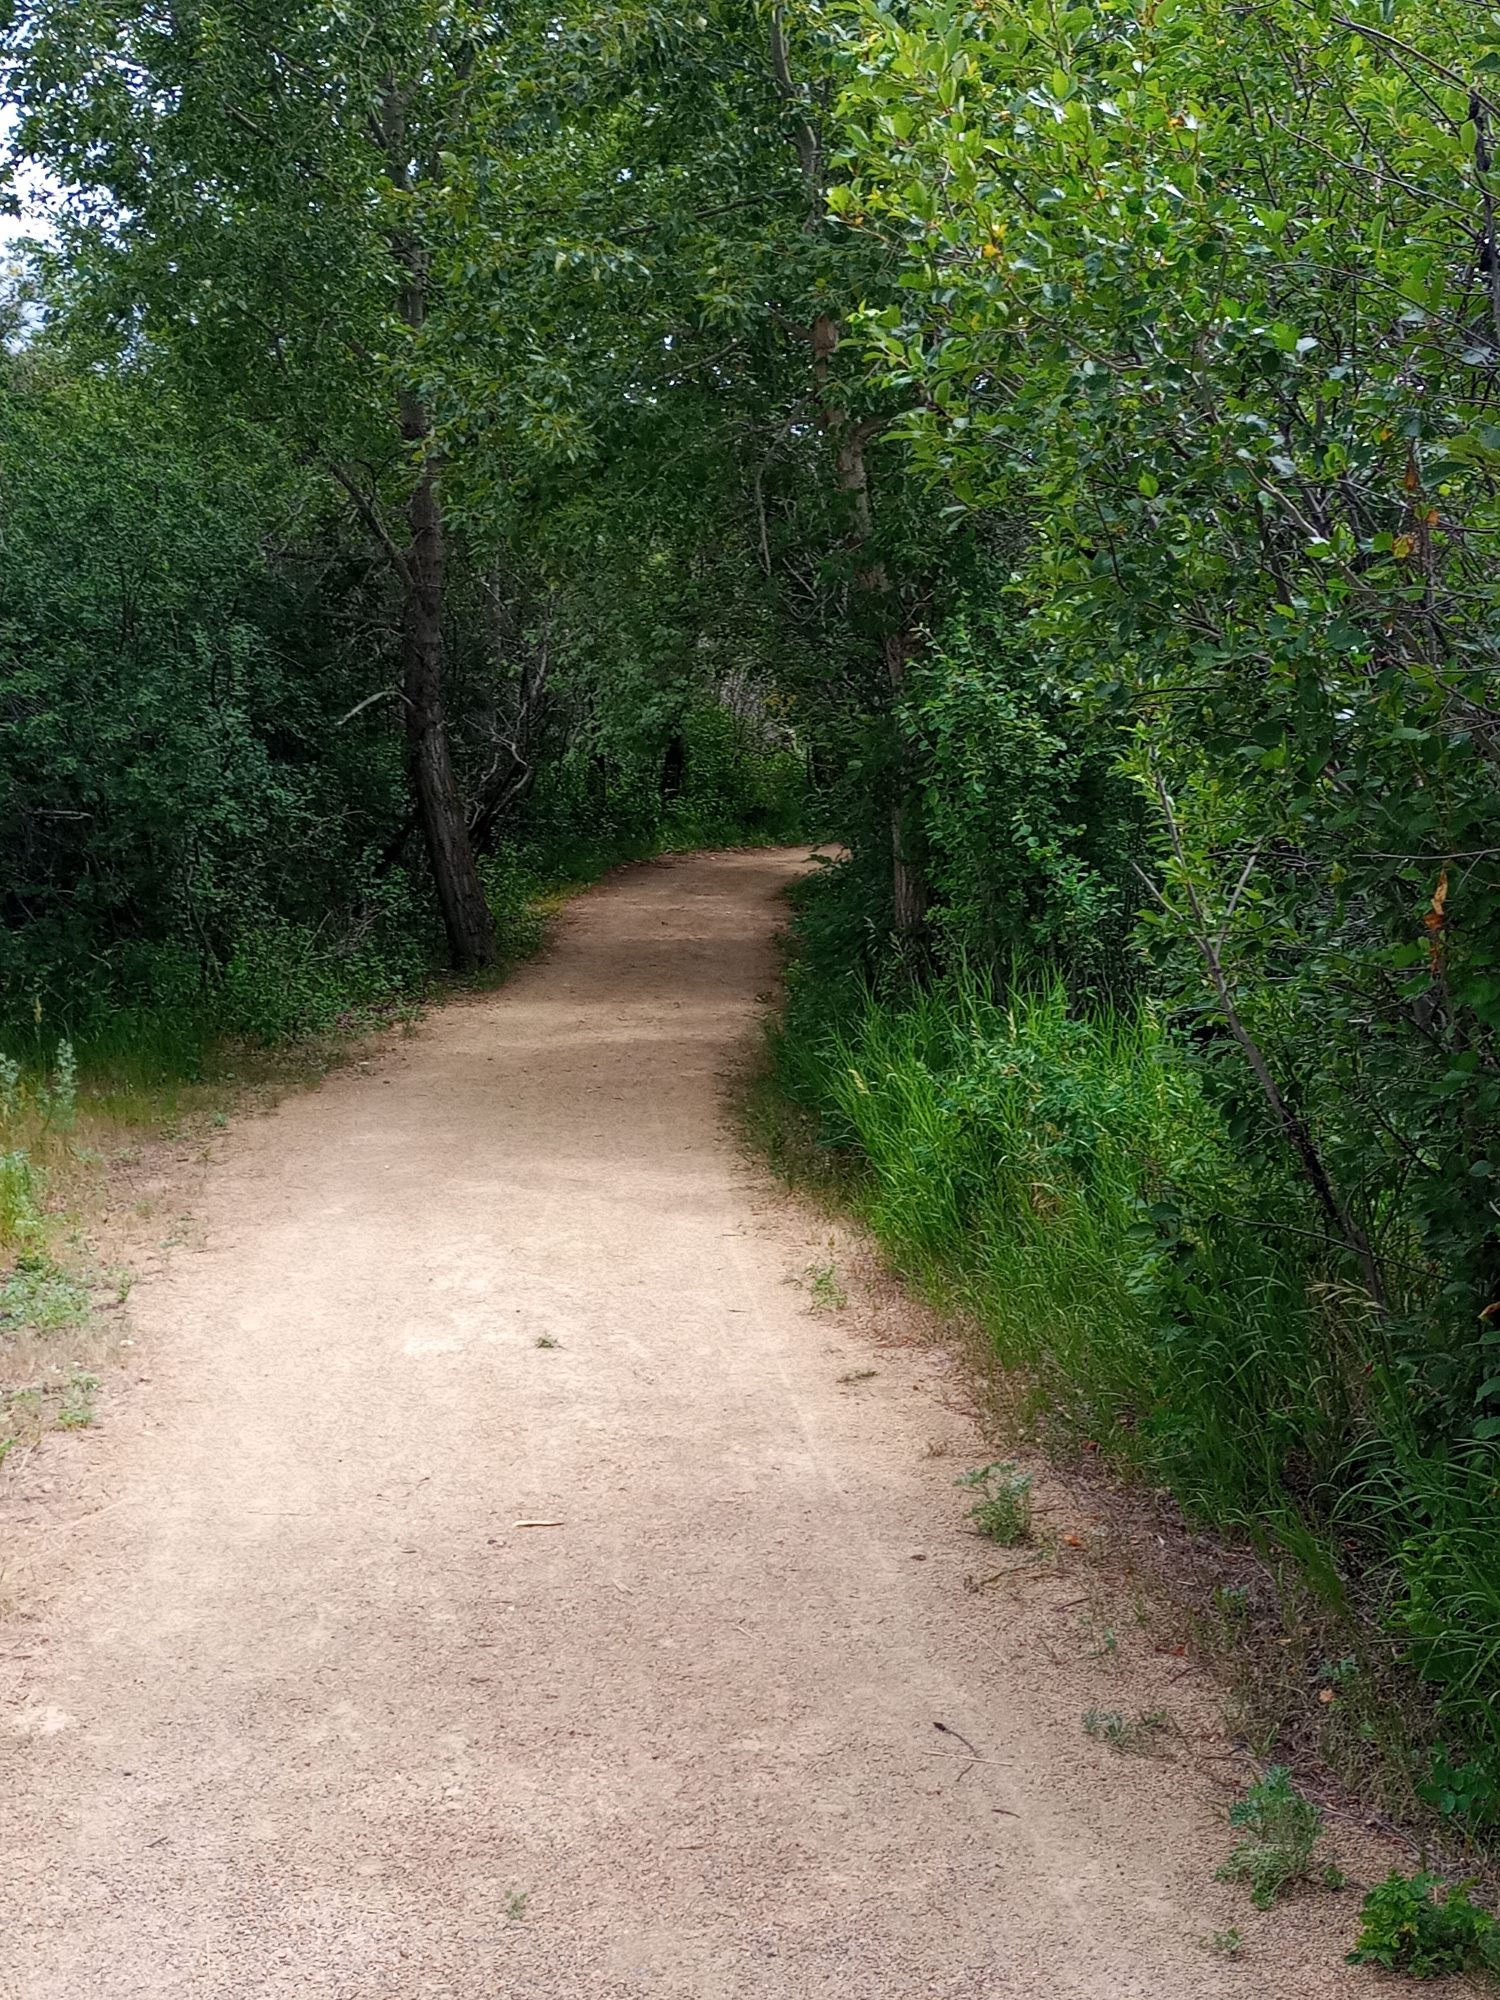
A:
[1, 851, 1399, 1997]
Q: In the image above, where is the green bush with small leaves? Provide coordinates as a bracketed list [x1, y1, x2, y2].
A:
[956, 1462, 1033, 1547]
[1348, 1871, 1500, 1979]
[1216, 1769, 1338, 1911]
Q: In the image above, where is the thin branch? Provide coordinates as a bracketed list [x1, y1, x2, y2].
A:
[335, 686, 402, 727]
[324, 463, 414, 590]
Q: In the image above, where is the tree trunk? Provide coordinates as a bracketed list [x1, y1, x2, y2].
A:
[401, 425, 498, 971]
[770, 36, 927, 940]
[835, 403, 927, 942]
[382, 82, 496, 972]
[882, 634, 927, 939]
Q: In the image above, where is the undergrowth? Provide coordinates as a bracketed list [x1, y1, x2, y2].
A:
[759, 861, 1500, 1864]
[1216, 1768, 1341, 1909]
[1348, 1871, 1500, 1978]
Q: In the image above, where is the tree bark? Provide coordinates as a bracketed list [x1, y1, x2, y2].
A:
[401, 429, 498, 969]
[833, 397, 927, 940]
[381, 81, 496, 971]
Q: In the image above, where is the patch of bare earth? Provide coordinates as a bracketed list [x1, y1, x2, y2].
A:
[0, 851, 1446, 1996]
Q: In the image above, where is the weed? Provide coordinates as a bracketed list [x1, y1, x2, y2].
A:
[1347, 1870, 1500, 1978]
[1082, 1614, 1119, 1659]
[1211, 1584, 1252, 1622]
[803, 1260, 848, 1312]
[1216, 1767, 1335, 1909]
[1418, 1750, 1500, 1826]
[502, 1890, 529, 1924]
[838, 1367, 877, 1384]
[956, 1461, 1033, 1546]
[1205, 1928, 1242, 1958]
[0, 1255, 89, 1332]
[1082, 1707, 1170, 1755]
[55, 1372, 98, 1430]
[534, 1335, 560, 1350]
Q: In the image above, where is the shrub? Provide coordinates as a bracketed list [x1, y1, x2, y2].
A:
[1217, 1768, 1337, 1910]
[1347, 1871, 1500, 1979]
[956, 1461, 1033, 1545]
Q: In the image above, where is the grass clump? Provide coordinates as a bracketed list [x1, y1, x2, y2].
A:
[1216, 1768, 1341, 1909]
[1347, 1870, 1500, 1978]
[957, 1461, 1033, 1545]
[803, 1260, 848, 1312]
[1082, 1707, 1170, 1755]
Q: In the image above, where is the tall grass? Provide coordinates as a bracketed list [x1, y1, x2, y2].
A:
[811, 974, 1350, 1529]
[771, 923, 1500, 1836]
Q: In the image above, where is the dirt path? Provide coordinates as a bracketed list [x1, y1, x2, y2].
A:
[0, 852, 1403, 1997]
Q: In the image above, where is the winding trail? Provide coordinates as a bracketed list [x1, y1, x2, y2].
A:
[1, 851, 1398, 1997]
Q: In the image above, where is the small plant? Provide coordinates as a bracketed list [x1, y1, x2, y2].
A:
[1084, 1617, 1118, 1659]
[837, 1367, 877, 1384]
[1347, 1870, 1500, 1978]
[1419, 1750, 1500, 1826]
[1083, 1706, 1169, 1755]
[502, 1889, 529, 1924]
[41, 1041, 77, 1132]
[1216, 1766, 1335, 1909]
[534, 1335, 560, 1350]
[803, 1260, 847, 1311]
[956, 1461, 1033, 1545]
[1206, 1928, 1242, 1958]
[0, 1254, 90, 1331]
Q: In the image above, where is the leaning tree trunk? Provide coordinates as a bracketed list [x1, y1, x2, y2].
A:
[401, 411, 498, 971]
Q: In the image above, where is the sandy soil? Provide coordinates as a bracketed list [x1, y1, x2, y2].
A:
[0, 850, 1422, 1997]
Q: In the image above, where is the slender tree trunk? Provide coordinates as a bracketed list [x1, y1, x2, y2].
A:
[831, 384, 927, 940]
[381, 81, 496, 971]
[400, 419, 497, 969]
[769, 22, 928, 942]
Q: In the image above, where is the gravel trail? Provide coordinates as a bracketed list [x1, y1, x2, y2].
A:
[0, 850, 1399, 1997]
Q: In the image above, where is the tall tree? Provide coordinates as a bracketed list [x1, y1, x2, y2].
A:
[1, 0, 522, 966]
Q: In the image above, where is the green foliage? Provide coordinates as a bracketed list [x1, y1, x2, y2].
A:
[831, 0, 1500, 1434]
[1217, 1768, 1334, 1910]
[0, 1254, 89, 1335]
[1082, 1708, 1169, 1755]
[1348, 1871, 1500, 1978]
[0, 366, 419, 1046]
[908, 609, 1143, 994]
[956, 1461, 1033, 1545]
[773, 874, 1500, 1814]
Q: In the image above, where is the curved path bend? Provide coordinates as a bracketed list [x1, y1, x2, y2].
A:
[1, 851, 1391, 1997]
